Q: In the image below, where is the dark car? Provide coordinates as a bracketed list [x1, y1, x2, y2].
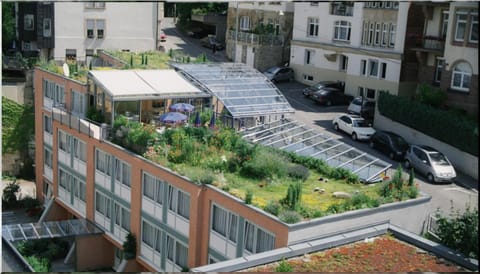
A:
[310, 87, 353, 106]
[347, 97, 376, 120]
[263, 66, 294, 83]
[369, 131, 409, 160]
[200, 35, 224, 50]
[302, 81, 345, 97]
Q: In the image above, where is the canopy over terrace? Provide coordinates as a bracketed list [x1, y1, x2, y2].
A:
[171, 63, 295, 118]
[87, 69, 211, 124]
[2, 219, 103, 243]
[242, 119, 391, 182]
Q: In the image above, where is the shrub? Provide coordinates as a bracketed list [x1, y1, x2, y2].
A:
[195, 172, 215, 185]
[434, 204, 478, 259]
[416, 83, 447, 108]
[21, 197, 41, 211]
[244, 189, 253, 204]
[240, 149, 287, 179]
[287, 164, 310, 181]
[406, 184, 419, 199]
[328, 167, 351, 180]
[408, 168, 415, 186]
[279, 210, 302, 224]
[275, 258, 293, 272]
[2, 180, 20, 209]
[123, 232, 137, 259]
[264, 200, 281, 216]
[326, 203, 344, 214]
[26, 256, 50, 272]
[281, 182, 302, 210]
[297, 205, 324, 219]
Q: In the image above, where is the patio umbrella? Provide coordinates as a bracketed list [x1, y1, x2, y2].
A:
[158, 112, 187, 124]
[194, 112, 201, 127]
[209, 112, 216, 129]
[169, 103, 194, 113]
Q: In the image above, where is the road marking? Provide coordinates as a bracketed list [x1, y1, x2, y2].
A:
[443, 187, 478, 195]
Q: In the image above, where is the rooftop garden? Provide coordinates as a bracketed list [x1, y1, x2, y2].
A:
[105, 49, 211, 69]
[111, 114, 420, 223]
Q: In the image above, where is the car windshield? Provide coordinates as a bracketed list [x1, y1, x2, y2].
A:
[265, 67, 278, 73]
[428, 152, 450, 165]
[391, 135, 408, 147]
[353, 120, 370, 127]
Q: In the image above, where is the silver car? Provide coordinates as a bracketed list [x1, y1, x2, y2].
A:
[404, 145, 456, 183]
[263, 66, 294, 83]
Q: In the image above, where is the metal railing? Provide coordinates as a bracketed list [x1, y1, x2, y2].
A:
[227, 30, 284, 46]
[52, 106, 110, 141]
[426, 213, 440, 240]
[422, 36, 445, 51]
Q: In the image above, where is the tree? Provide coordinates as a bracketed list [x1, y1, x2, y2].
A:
[2, 2, 16, 50]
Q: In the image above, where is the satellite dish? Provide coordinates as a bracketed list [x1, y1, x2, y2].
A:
[63, 63, 70, 77]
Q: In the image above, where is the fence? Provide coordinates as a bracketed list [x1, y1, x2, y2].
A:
[227, 30, 284, 46]
[52, 106, 109, 141]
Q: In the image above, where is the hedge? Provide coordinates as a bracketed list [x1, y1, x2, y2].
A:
[377, 91, 478, 156]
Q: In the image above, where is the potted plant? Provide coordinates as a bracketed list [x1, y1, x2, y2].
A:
[122, 232, 137, 260]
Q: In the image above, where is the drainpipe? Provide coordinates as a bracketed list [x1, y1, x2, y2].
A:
[234, 2, 239, 62]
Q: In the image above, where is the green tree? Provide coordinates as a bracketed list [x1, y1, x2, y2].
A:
[2, 2, 16, 49]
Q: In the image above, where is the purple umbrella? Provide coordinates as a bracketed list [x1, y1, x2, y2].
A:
[169, 103, 194, 113]
[158, 112, 187, 124]
[194, 112, 201, 127]
[209, 112, 216, 129]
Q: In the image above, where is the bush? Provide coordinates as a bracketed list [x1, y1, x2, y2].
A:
[275, 258, 293, 272]
[287, 164, 310, 181]
[2, 180, 20, 209]
[297, 205, 324, 219]
[378, 91, 478, 156]
[26, 256, 50, 272]
[244, 189, 253, 204]
[279, 210, 302, 224]
[416, 83, 447, 107]
[240, 149, 288, 180]
[123, 232, 137, 259]
[434, 204, 478, 259]
[264, 200, 281, 216]
[281, 182, 302, 210]
[195, 172, 215, 185]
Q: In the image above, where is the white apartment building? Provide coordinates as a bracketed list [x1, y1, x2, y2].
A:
[53, 2, 161, 61]
[290, 2, 416, 100]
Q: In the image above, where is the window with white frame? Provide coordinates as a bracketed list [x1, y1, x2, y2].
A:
[441, 10, 449, 39]
[368, 22, 374, 44]
[469, 14, 478, 43]
[339, 55, 348, 71]
[362, 21, 368, 44]
[54, 84, 65, 106]
[96, 149, 112, 176]
[58, 130, 71, 153]
[240, 16, 250, 30]
[44, 115, 52, 134]
[85, 2, 105, 9]
[115, 159, 131, 187]
[142, 172, 165, 205]
[368, 60, 379, 77]
[43, 79, 54, 100]
[434, 58, 444, 84]
[333, 20, 351, 41]
[168, 186, 190, 220]
[389, 24, 396, 47]
[96, 19, 105, 38]
[451, 61, 472, 92]
[44, 148, 53, 168]
[72, 176, 86, 202]
[380, 62, 387, 79]
[166, 235, 188, 269]
[454, 11, 468, 42]
[360, 59, 367, 76]
[86, 19, 105, 38]
[114, 203, 131, 231]
[71, 90, 86, 116]
[374, 23, 381, 45]
[381, 23, 389, 46]
[305, 49, 314, 65]
[244, 221, 275, 254]
[59, 168, 68, 191]
[331, 2, 354, 16]
[87, 19, 95, 38]
[95, 191, 111, 218]
[307, 17, 319, 37]
[73, 137, 87, 162]
[141, 220, 163, 254]
[211, 204, 238, 243]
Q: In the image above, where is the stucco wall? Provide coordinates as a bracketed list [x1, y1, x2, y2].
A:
[76, 234, 114, 271]
[374, 110, 478, 180]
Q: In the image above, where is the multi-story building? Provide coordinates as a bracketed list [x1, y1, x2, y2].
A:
[412, 1, 478, 115]
[225, 1, 294, 71]
[16, 2, 163, 62]
[290, 1, 424, 100]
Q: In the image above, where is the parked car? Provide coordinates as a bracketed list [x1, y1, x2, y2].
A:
[303, 80, 345, 97]
[369, 130, 409, 160]
[332, 114, 375, 141]
[404, 145, 456, 183]
[263, 66, 294, 83]
[347, 97, 376, 120]
[310, 87, 353, 106]
[200, 35, 224, 50]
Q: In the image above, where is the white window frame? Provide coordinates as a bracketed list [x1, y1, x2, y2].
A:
[95, 191, 111, 218]
[58, 130, 71, 153]
[86, 19, 95, 38]
[115, 159, 131, 187]
[450, 62, 472, 92]
[368, 22, 375, 45]
[243, 221, 275, 254]
[434, 58, 444, 84]
[96, 19, 105, 39]
[305, 49, 314, 65]
[454, 11, 468, 42]
[71, 90, 86, 117]
[73, 137, 87, 162]
[168, 186, 190, 220]
[389, 24, 396, 47]
[441, 10, 449, 39]
[142, 172, 165, 205]
[239, 16, 250, 31]
[44, 148, 53, 168]
[339, 55, 348, 71]
[307, 17, 319, 37]
[381, 23, 389, 46]
[44, 114, 52, 134]
[114, 202, 131, 231]
[374, 23, 381, 45]
[96, 149, 112, 176]
[469, 13, 478, 43]
[166, 235, 188, 270]
[211, 204, 239, 244]
[368, 59, 379, 77]
[333, 20, 351, 42]
[362, 21, 369, 44]
[360, 59, 367, 76]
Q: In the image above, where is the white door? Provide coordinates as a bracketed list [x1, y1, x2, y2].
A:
[246, 46, 255, 67]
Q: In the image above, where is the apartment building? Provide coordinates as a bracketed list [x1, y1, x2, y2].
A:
[34, 61, 429, 271]
[225, 1, 294, 71]
[412, 1, 478, 115]
[290, 1, 424, 100]
[16, 2, 162, 62]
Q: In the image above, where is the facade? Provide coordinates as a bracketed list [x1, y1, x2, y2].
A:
[290, 1, 423, 100]
[412, 2, 478, 115]
[225, 2, 294, 71]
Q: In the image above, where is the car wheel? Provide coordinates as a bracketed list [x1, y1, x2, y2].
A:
[404, 159, 411, 169]
[389, 151, 395, 160]
[369, 141, 375, 148]
[351, 132, 357, 141]
[334, 123, 339, 131]
[427, 173, 435, 183]
[326, 100, 332, 106]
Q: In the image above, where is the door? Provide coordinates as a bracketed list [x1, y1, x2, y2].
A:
[339, 116, 352, 134]
[246, 46, 255, 67]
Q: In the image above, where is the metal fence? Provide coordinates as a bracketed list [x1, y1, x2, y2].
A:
[227, 30, 284, 46]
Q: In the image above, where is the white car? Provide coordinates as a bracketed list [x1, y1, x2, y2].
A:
[404, 145, 456, 183]
[332, 114, 376, 141]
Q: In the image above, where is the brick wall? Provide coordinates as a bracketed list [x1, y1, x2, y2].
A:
[441, 70, 479, 115]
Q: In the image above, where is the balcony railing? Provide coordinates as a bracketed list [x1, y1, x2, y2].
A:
[227, 30, 284, 46]
[422, 36, 445, 51]
[52, 105, 110, 141]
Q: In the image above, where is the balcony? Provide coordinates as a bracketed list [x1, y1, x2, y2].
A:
[411, 35, 445, 54]
[227, 30, 284, 46]
[52, 105, 108, 141]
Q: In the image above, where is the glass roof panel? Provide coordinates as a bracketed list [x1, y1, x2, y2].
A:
[241, 119, 391, 182]
[172, 63, 295, 118]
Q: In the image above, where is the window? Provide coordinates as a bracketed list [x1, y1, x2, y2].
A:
[96, 149, 112, 176]
[142, 221, 155, 248]
[85, 2, 105, 9]
[434, 59, 444, 84]
[211, 205, 238, 243]
[87, 19, 95, 38]
[44, 149, 53, 168]
[360, 60, 367, 76]
[115, 159, 131, 187]
[244, 221, 274, 254]
[66, 49, 76, 61]
[240, 16, 250, 31]
[95, 191, 111, 218]
[331, 2, 354, 16]
[333, 21, 351, 41]
[73, 138, 86, 162]
[58, 130, 71, 153]
[441, 11, 449, 39]
[380, 62, 387, 79]
[381, 23, 389, 46]
[86, 19, 105, 38]
[303, 74, 314, 81]
[389, 24, 396, 47]
[43, 18, 51, 37]
[96, 19, 105, 38]
[43, 79, 55, 101]
[305, 49, 314, 65]
[166, 235, 188, 269]
[368, 60, 379, 77]
[307, 17, 319, 37]
[59, 169, 68, 190]
[143, 173, 156, 200]
[469, 14, 478, 43]
[44, 115, 52, 134]
[86, 49, 94, 56]
[340, 55, 348, 71]
[362, 21, 368, 44]
[454, 11, 468, 42]
[374, 23, 381, 45]
[114, 203, 131, 231]
[168, 186, 190, 220]
[366, 88, 376, 99]
[451, 62, 472, 92]
[71, 90, 86, 116]
[368, 22, 375, 44]
[24, 14, 34, 31]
